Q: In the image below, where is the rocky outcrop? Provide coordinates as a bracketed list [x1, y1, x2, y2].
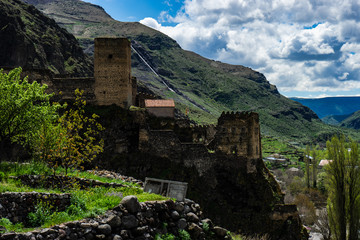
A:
[0, 196, 229, 240]
[0, 0, 92, 76]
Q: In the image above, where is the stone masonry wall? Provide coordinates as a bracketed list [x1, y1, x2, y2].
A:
[213, 112, 261, 159]
[0, 192, 71, 224]
[94, 38, 132, 107]
[0, 196, 229, 240]
[48, 77, 96, 103]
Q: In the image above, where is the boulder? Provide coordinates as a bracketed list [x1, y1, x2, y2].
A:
[120, 196, 141, 213]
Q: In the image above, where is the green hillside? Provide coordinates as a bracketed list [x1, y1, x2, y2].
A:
[340, 111, 360, 130]
[322, 114, 352, 126]
[19, 0, 360, 142]
[0, 0, 92, 76]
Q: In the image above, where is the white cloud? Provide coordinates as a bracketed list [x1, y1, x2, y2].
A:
[140, 17, 162, 29]
[140, 0, 360, 97]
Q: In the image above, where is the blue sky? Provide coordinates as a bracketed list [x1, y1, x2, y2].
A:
[84, 0, 183, 24]
[84, 0, 360, 98]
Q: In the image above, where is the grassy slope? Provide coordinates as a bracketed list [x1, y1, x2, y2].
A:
[22, 0, 360, 142]
[0, 161, 167, 232]
[340, 110, 360, 129]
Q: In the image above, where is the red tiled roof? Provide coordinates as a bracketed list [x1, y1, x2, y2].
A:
[145, 99, 175, 108]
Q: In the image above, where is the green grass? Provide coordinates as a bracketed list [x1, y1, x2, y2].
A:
[262, 136, 302, 162]
[0, 161, 168, 233]
[0, 161, 138, 187]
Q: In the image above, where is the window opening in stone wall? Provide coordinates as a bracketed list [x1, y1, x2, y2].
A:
[241, 127, 245, 134]
[108, 54, 113, 59]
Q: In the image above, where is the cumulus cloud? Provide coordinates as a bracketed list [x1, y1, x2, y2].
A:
[140, 0, 360, 97]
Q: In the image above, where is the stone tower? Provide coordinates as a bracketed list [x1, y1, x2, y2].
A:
[94, 38, 133, 107]
[215, 112, 261, 159]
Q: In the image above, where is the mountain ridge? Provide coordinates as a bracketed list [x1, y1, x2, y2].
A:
[17, 0, 357, 142]
[291, 96, 360, 119]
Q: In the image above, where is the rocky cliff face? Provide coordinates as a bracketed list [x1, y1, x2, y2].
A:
[0, 0, 92, 76]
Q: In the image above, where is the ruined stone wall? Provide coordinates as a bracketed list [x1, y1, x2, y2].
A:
[139, 129, 182, 161]
[174, 125, 216, 144]
[2, 67, 97, 103]
[213, 112, 261, 159]
[47, 77, 95, 102]
[91, 106, 307, 240]
[0, 196, 229, 240]
[0, 192, 71, 224]
[132, 76, 137, 106]
[1, 67, 53, 85]
[137, 92, 158, 108]
[94, 38, 132, 107]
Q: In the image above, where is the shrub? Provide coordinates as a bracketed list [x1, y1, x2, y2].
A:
[0, 218, 24, 233]
[28, 201, 53, 227]
[178, 229, 191, 240]
[44, 211, 70, 228]
[317, 171, 327, 194]
[202, 222, 209, 232]
[289, 176, 306, 195]
[293, 193, 317, 225]
[0, 171, 5, 181]
[155, 233, 176, 240]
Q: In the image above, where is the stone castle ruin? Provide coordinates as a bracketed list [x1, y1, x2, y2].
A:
[6, 37, 262, 162]
[1, 37, 307, 239]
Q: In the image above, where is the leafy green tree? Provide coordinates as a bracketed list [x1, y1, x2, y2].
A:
[326, 135, 360, 240]
[347, 140, 360, 240]
[45, 89, 104, 175]
[0, 68, 60, 156]
[311, 145, 319, 189]
[304, 145, 311, 189]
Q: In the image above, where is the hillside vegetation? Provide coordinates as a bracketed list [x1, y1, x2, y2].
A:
[16, 0, 360, 142]
[340, 110, 360, 129]
[0, 0, 92, 76]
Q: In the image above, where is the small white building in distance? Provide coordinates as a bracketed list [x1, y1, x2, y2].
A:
[319, 159, 332, 168]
